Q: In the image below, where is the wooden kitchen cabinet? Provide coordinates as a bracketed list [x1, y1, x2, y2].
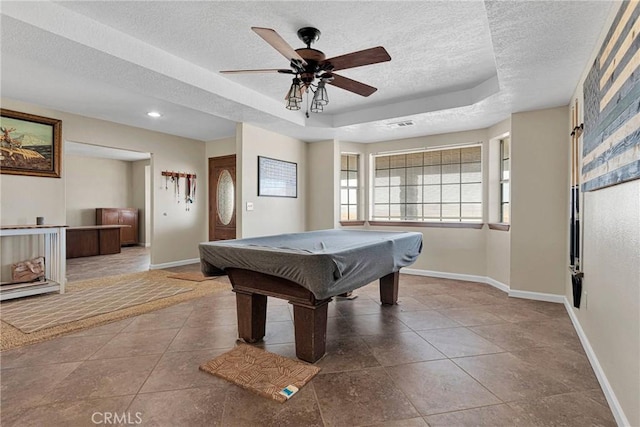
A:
[96, 208, 139, 245]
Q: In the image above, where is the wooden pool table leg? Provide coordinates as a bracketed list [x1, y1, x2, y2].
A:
[291, 301, 330, 363]
[235, 291, 267, 343]
[379, 271, 399, 305]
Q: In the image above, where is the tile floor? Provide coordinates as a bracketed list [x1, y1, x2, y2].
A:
[66, 246, 151, 283]
[0, 258, 616, 426]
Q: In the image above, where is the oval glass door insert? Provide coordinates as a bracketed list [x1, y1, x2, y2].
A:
[217, 169, 234, 225]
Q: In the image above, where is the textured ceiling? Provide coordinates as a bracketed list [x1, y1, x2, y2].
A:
[0, 1, 614, 143]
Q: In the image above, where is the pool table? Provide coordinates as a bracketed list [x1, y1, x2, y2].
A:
[199, 229, 422, 362]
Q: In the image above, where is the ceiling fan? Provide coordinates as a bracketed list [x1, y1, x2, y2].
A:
[221, 27, 391, 114]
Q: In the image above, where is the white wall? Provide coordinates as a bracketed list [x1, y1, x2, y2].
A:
[0, 98, 207, 267]
[237, 123, 307, 238]
[65, 155, 133, 227]
[510, 107, 569, 294]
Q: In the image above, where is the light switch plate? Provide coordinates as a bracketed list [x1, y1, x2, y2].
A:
[246, 202, 254, 211]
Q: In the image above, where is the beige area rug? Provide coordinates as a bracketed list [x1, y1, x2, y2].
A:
[200, 344, 320, 403]
[0, 270, 232, 350]
[167, 271, 210, 282]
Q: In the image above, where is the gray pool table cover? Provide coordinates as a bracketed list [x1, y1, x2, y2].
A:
[199, 229, 423, 299]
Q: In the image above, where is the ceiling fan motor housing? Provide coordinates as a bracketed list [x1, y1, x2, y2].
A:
[293, 47, 333, 84]
[297, 27, 321, 47]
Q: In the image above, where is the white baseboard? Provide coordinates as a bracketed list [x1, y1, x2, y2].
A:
[563, 297, 630, 427]
[508, 289, 565, 303]
[401, 268, 487, 284]
[401, 268, 565, 303]
[149, 258, 199, 270]
[401, 268, 510, 294]
[483, 276, 510, 293]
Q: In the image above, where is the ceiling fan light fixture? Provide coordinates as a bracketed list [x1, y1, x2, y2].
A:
[314, 81, 329, 106]
[287, 77, 303, 102]
[286, 98, 301, 111]
[310, 99, 323, 113]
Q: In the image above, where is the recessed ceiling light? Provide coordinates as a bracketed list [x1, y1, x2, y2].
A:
[147, 111, 162, 118]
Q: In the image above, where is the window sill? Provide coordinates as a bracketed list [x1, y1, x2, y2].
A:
[339, 220, 366, 226]
[368, 221, 484, 229]
[488, 223, 510, 231]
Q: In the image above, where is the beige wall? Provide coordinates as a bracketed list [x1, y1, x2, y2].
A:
[0, 98, 207, 267]
[565, 2, 639, 422]
[510, 107, 569, 294]
[486, 119, 511, 286]
[307, 140, 338, 231]
[0, 236, 41, 282]
[367, 224, 487, 276]
[579, 182, 640, 425]
[205, 136, 236, 159]
[0, 171, 66, 226]
[237, 123, 307, 238]
[485, 230, 510, 285]
[65, 155, 133, 227]
[131, 159, 149, 245]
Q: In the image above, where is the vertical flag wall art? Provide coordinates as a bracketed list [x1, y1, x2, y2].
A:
[582, 0, 640, 192]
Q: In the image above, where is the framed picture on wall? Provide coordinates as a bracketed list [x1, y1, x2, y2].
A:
[258, 156, 297, 198]
[0, 109, 62, 178]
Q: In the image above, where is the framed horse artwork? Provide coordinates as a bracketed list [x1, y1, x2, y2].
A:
[0, 109, 62, 178]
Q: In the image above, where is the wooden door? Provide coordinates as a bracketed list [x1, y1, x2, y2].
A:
[209, 155, 236, 241]
[96, 208, 119, 226]
[119, 209, 138, 245]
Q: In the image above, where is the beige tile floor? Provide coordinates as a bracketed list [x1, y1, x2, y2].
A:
[0, 252, 616, 426]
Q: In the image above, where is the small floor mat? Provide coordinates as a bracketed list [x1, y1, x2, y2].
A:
[166, 272, 210, 282]
[200, 344, 320, 403]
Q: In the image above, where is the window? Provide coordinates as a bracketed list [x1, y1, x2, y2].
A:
[340, 154, 359, 220]
[500, 138, 510, 222]
[373, 145, 482, 222]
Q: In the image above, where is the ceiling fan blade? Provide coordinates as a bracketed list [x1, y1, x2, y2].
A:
[220, 69, 294, 74]
[251, 27, 307, 66]
[324, 46, 391, 72]
[328, 74, 377, 97]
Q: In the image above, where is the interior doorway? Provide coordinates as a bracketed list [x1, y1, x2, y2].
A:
[64, 141, 152, 279]
[209, 154, 236, 241]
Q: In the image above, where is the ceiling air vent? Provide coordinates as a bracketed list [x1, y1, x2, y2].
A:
[388, 120, 414, 128]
